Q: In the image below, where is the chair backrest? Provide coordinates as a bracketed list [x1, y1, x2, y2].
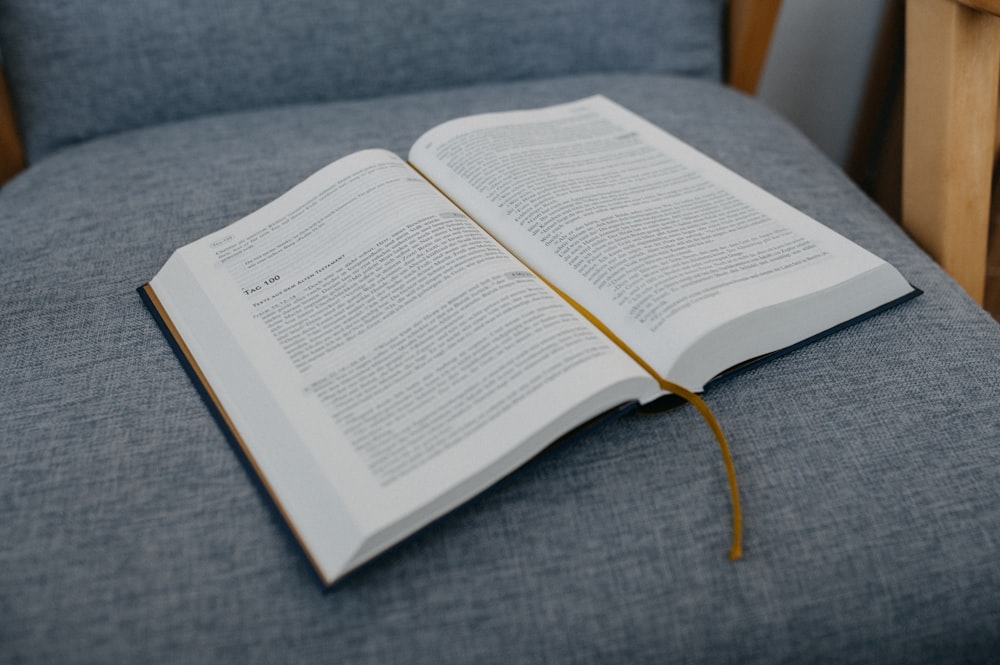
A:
[0, 0, 780, 183]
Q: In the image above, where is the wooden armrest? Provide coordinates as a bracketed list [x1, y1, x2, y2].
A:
[902, 0, 1000, 304]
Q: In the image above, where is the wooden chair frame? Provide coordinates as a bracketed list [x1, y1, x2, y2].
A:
[0, 61, 24, 184]
[0, 0, 782, 186]
[903, 0, 1000, 304]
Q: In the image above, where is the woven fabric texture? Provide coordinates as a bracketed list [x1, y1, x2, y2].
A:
[2, 73, 999, 664]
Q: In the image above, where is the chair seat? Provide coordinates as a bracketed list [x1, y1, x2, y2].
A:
[2, 72, 999, 664]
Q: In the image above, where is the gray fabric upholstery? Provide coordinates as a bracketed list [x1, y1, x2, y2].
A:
[2, 73, 999, 663]
[0, 0, 724, 162]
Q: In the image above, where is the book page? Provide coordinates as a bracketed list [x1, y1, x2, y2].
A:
[151, 149, 655, 580]
[409, 96, 912, 390]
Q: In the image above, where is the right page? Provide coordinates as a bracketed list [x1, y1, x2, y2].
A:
[409, 96, 915, 391]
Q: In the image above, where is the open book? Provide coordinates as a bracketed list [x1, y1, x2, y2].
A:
[141, 96, 916, 586]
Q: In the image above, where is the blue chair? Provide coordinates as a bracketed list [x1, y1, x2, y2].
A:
[1, 1, 997, 662]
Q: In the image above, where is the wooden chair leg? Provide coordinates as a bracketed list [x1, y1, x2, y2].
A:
[0, 69, 26, 184]
[902, 0, 1000, 304]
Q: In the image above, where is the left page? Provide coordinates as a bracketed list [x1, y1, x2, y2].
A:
[146, 149, 657, 584]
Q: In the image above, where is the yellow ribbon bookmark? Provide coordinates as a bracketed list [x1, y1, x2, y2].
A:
[540, 285, 744, 561]
[655, 379, 743, 561]
[518, 276, 745, 560]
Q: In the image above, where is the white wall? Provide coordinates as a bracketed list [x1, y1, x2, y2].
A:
[756, 0, 889, 167]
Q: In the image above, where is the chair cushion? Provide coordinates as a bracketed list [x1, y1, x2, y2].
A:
[0, 0, 724, 163]
[2, 73, 999, 663]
